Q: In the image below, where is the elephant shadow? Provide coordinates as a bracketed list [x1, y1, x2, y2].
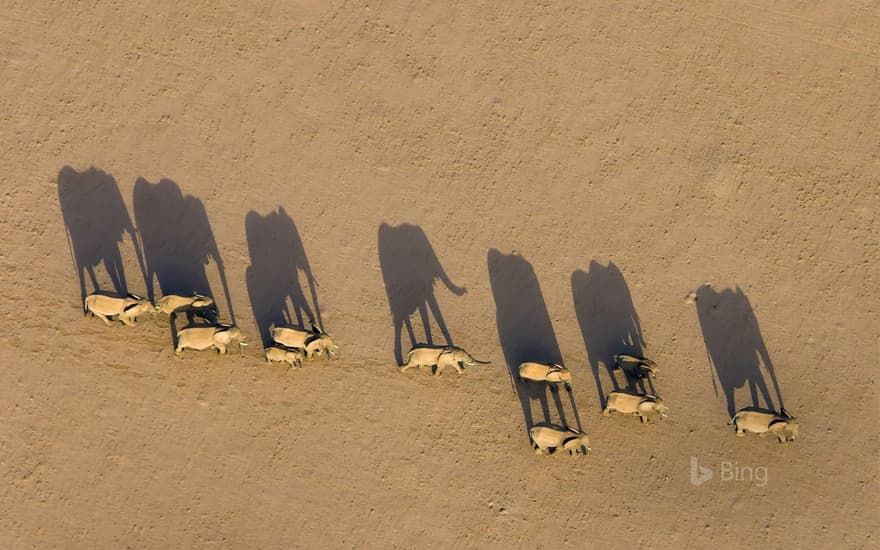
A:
[695, 285, 785, 418]
[132, 178, 235, 333]
[57, 166, 145, 302]
[488, 249, 581, 434]
[571, 261, 652, 408]
[245, 207, 322, 347]
[378, 223, 466, 365]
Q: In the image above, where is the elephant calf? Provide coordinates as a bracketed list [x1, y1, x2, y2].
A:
[264, 345, 305, 368]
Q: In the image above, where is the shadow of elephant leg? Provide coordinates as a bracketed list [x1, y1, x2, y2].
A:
[418, 303, 433, 344]
[106, 247, 127, 295]
[567, 390, 583, 431]
[426, 293, 453, 345]
[538, 393, 552, 425]
[592, 364, 607, 408]
[607, 363, 622, 392]
[404, 316, 418, 349]
[514, 382, 537, 432]
[292, 293, 315, 329]
[393, 319, 408, 366]
[750, 377, 775, 411]
[550, 387, 569, 426]
[724, 384, 737, 418]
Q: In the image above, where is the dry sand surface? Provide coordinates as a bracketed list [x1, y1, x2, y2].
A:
[2, 1, 879, 548]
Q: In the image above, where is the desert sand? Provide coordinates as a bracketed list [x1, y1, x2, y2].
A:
[1, 1, 878, 548]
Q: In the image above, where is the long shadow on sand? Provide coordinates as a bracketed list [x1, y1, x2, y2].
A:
[488, 249, 579, 434]
[245, 207, 322, 347]
[378, 223, 466, 365]
[571, 261, 650, 407]
[695, 285, 784, 417]
[133, 178, 235, 333]
[57, 166, 146, 302]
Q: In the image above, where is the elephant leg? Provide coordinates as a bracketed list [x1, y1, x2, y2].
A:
[93, 312, 112, 326]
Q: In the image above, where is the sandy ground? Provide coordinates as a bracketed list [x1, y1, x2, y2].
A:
[2, 1, 879, 548]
